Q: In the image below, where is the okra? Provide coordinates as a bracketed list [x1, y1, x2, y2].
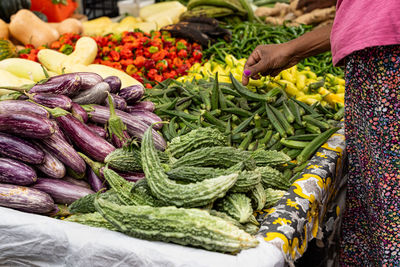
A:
[258, 130, 273, 147]
[168, 117, 178, 138]
[180, 118, 198, 130]
[266, 132, 280, 149]
[282, 102, 295, 123]
[305, 122, 321, 134]
[286, 149, 302, 159]
[238, 130, 254, 150]
[221, 108, 253, 117]
[287, 134, 319, 141]
[232, 114, 255, 135]
[333, 106, 345, 121]
[293, 161, 309, 174]
[199, 91, 211, 111]
[159, 109, 198, 121]
[202, 110, 226, 131]
[220, 86, 241, 97]
[269, 140, 283, 150]
[292, 98, 318, 115]
[230, 73, 269, 102]
[211, 73, 219, 110]
[302, 115, 330, 131]
[288, 99, 303, 126]
[297, 127, 340, 164]
[269, 104, 294, 136]
[283, 169, 293, 181]
[265, 104, 286, 138]
[280, 138, 310, 149]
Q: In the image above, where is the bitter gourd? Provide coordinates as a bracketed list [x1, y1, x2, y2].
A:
[103, 167, 136, 206]
[252, 149, 291, 167]
[167, 127, 227, 158]
[104, 146, 142, 172]
[105, 146, 169, 172]
[264, 187, 286, 209]
[171, 146, 253, 169]
[69, 189, 122, 214]
[215, 193, 253, 223]
[94, 198, 259, 253]
[257, 166, 291, 190]
[242, 222, 260, 235]
[247, 183, 267, 211]
[167, 162, 244, 183]
[130, 179, 165, 207]
[65, 212, 118, 231]
[142, 126, 239, 207]
[230, 169, 261, 193]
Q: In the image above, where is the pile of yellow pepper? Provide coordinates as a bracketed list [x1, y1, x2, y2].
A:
[178, 55, 345, 110]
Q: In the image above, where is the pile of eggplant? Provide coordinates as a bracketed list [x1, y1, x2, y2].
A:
[0, 72, 165, 215]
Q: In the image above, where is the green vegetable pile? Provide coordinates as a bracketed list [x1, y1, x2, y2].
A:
[204, 22, 344, 77]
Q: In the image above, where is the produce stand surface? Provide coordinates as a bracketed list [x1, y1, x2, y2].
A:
[0, 124, 346, 267]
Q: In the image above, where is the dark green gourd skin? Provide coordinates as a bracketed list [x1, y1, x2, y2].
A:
[141, 126, 239, 207]
[94, 198, 259, 253]
[215, 193, 253, 223]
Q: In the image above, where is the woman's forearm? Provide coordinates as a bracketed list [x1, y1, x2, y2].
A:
[287, 24, 332, 62]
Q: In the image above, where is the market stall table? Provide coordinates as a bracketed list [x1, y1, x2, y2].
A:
[0, 124, 346, 267]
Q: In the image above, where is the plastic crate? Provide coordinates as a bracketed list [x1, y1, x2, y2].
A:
[82, 0, 120, 20]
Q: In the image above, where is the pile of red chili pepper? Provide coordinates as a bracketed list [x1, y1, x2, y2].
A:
[18, 31, 203, 88]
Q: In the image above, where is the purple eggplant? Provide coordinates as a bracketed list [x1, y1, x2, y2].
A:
[62, 176, 91, 189]
[118, 84, 144, 104]
[56, 114, 116, 162]
[27, 93, 72, 110]
[87, 167, 106, 192]
[0, 100, 49, 117]
[29, 73, 82, 96]
[104, 93, 127, 111]
[0, 184, 54, 214]
[75, 72, 103, 90]
[0, 132, 45, 164]
[72, 82, 111, 105]
[84, 105, 166, 150]
[126, 101, 155, 112]
[119, 172, 145, 183]
[41, 121, 86, 174]
[34, 143, 66, 179]
[104, 76, 121, 94]
[71, 102, 88, 123]
[0, 158, 37, 185]
[0, 113, 54, 138]
[86, 123, 107, 139]
[32, 178, 95, 205]
[125, 110, 163, 130]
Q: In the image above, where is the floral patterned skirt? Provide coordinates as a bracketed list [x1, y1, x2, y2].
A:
[339, 45, 400, 265]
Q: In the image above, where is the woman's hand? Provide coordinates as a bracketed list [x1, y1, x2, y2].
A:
[242, 43, 299, 86]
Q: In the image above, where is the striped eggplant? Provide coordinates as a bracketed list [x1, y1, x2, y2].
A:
[118, 84, 144, 104]
[119, 172, 145, 183]
[75, 72, 103, 90]
[0, 184, 54, 214]
[0, 158, 37, 185]
[56, 114, 116, 162]
[0, 132, 44, 164]
[71, 102, 88, 123]
[0, 113, 54, 138]
[104, 76, 121, 93]
[41, 121, 86, 174]
[104, 93, 127, 111]
[27, 93, 72, 110]
[126, 101, 155, 112]
[34, 143, 66, 179]
[83, 105, 166, 150]
[32, 178, 95, 205]
[0, 100, 49, 117]
[62, 176, 92, 189]
[87, 167, 106, 192]
[29, 73, 82, 96]
[72, 82, 111, 105]
[87, 123, 107, 139]
[126, 110, 162, 129]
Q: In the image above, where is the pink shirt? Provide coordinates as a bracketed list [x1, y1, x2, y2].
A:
[331, 0, 400, 66]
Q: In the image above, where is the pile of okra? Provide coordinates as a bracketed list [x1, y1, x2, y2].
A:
[145, 73, 344, 176]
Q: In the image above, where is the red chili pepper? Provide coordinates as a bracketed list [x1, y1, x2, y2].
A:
[145, 83, 152, 89]
[177, 49, 188, 58]
[192, 50, 202, 60]
[144, 60, 156, 70]
[156, 60, 168, 71]
[133, 56, 146, 68]
[120, 48, 133, 59]
[110, 50, 121, 61]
